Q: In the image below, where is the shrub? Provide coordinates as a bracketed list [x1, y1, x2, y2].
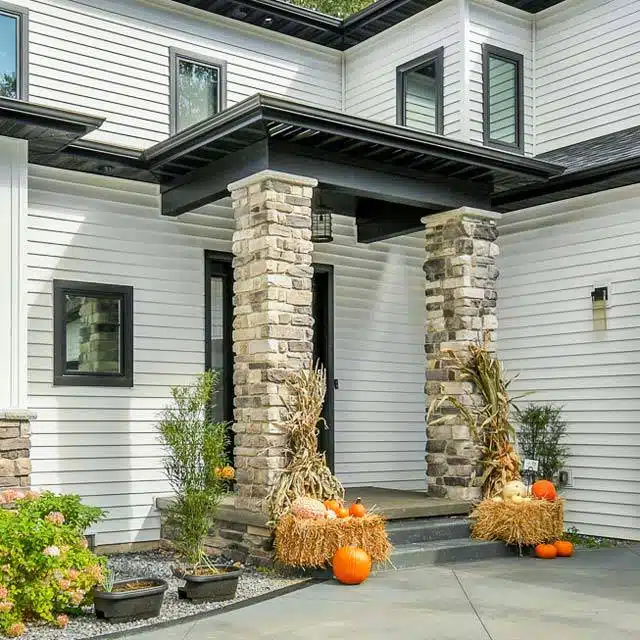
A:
[158, 371, 230, 571]
[0, 490, 105, 636]
[516, 403, 569, 482]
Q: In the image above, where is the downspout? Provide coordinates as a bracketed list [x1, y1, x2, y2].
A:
[531, 14, 536, 156]
[341, 50, 347, 113]
[459, 0, 470, 142]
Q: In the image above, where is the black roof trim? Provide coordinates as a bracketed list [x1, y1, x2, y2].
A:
[169, 0, 566, 50]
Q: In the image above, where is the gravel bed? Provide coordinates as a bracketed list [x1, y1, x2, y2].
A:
[21, 552, 304, 640]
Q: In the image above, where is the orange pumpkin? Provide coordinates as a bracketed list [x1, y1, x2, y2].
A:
[535, 543, 557, 559]
[332, 546, 372, 585]
[335, 506, 349, 519]
[324, 499, 341, 513]
[553, 540, 574, 557]
[349, 497, 367, 518]
[531, 480, 557, 501]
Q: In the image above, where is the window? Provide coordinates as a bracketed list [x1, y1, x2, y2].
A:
[53, 281, 133, 387]
[396, 48, 444, 135]
[170, 48, 226, 134]
[482, 44, 524, 152]
[0, 1, 28, 99]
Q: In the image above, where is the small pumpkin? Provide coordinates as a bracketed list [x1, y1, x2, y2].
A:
[332, 546, 372, 585]
[553, 540, 574, 557]
[349, 497, 367, 518]
[335, 506, 349, 519]
[502, 480, 527, 501]
[324, 499, 341, 513]
[326, 510, 337, 520]
[534, 543, 557, 559]
[291, 497, 327, 519]
[531, 480, 557, 501]
[491, 496, 503, 503]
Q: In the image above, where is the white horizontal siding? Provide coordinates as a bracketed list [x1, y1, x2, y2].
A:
[20, 0, 341, 149]
[344, 0, 463, 139]
[27, 166, 426, 546]
[498, 184, 640, 541]
[535, 0, 640, 153]
[468, 0, 533, 154]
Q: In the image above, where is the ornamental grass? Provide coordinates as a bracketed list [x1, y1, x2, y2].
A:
[274, 513, 392, 568]
[470, 498, 564, 546]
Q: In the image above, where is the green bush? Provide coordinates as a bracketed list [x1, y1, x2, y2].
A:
[0, 490, 105, 637]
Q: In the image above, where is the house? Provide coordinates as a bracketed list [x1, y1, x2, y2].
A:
[0, 0, 638, 555]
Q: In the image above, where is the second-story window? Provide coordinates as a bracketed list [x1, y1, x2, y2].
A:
[482, 44, 524, 152]
[396, 48, 444, 135]
[0, 1, 28, 99]
[170, 48, 226, 134]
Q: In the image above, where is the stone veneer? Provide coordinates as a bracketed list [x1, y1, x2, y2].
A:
[0, 411, 34, 489]
[229, 170, 317, 513]
[423, 208, 501, 501]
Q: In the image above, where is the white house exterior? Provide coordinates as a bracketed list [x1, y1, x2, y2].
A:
[0, 0, 638, 549]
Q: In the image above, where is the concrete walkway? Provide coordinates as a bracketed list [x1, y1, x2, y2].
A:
[128, 547, 640, 640]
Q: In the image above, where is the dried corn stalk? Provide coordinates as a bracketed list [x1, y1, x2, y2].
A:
[427, 331, 525, 499]
[266, 363, 344, 523]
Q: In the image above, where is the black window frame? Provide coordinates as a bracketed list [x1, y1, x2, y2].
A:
[169, 47, 227, 135]
[53, 280, 134, 387]
[396, 47, 444, 136]
[0, 0, 29, 100]
[482, 43, 524, 153]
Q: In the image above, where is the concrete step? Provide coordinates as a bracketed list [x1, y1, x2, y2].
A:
[385, 538, 512, 570]
[386, 517, 471, 545]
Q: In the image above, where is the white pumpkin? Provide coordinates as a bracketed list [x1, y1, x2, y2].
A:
[491, 496, 504, 503]
[502, 480, 527, 501]
[290, 497, 327, 519]
[326, 510, 337, 520]
[511, 494, 525, 504]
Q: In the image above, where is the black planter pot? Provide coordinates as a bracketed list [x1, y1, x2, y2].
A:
[93, 578, 168, 622]
[175, 567, 243, 602]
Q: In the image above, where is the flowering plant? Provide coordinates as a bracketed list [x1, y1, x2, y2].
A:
[0, 490, 105, 636]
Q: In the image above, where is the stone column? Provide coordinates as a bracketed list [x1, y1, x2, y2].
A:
[423, 207, 501, 501]
[229, 170, 317, 512]
[0, 136, 33, 489]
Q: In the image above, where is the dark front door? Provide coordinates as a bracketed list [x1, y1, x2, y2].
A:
[205, 252, 234, 460]
[312, 264, 335, 472]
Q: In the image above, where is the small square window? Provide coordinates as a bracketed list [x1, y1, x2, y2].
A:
[169, 48, 226, 134]
[53, 281, 133, 387]
[0, 1, 28, 99]
[397, 48, 444, 135]
[482, 44, 524, 152]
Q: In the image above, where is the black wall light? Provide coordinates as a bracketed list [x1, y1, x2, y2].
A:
[311, 193, 334, 243]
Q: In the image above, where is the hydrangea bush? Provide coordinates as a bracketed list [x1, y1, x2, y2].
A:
[0, 490, 106, 637]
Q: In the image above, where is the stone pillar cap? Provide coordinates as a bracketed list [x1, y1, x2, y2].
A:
[0, 410, 37, 421]
[422, 207, 502, 227]
[228, 170, 318, 192]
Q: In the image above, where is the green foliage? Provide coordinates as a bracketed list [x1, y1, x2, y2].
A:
[516, 403, 569, 482]
[158, 371, 230, 570]
[564, 526, 618, 549]
[288, 0, 373, 18]
[0, 73, 17, 99]
[0, 490, 106, 636]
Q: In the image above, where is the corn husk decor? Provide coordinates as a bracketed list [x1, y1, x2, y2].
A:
[471, 498, 564, 546]
[427, 331, 525, 500]
[265, 364, 344, 524]
[274, 513, 392, 568]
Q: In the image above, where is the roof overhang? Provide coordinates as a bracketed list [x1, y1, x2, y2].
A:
[144, 93, 563, 220]
[0, 97, 104, 160]
[168, 0, 566, 50]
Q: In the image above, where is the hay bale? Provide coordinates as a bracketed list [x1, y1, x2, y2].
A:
[470, 498, 564, 546]
[274, 513, 392, 568]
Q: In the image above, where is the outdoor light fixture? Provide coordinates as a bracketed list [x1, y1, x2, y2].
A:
[311, 193, 334, 243]
[591, 286, 608, 331]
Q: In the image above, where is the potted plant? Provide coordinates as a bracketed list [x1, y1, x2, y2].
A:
[158, 371, 241, 602]
[93, 569, 168, 622]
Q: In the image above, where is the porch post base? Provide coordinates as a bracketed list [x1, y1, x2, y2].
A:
[423, 208, 502, 501]
[0, 410, 35, 489]
[229, 170, 317, 513]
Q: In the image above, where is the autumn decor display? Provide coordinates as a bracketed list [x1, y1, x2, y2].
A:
[531, 480, 557, 502]
[157, 371, 241, 602]
[553, 540, 574, 557]
[427, 332, 524, 500]
[534, 543, 558, 559]
[332, 546, 372, 585]
[266, 364, 344, 523]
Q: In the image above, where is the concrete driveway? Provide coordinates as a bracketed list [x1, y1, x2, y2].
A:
[127, 546, 640, 640]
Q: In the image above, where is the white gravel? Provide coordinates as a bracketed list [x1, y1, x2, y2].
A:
[21, 552, 303, 640]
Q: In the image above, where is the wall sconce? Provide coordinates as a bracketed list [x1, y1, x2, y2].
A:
[311, 193, 334, 243]
[591, 286, 608, 331]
